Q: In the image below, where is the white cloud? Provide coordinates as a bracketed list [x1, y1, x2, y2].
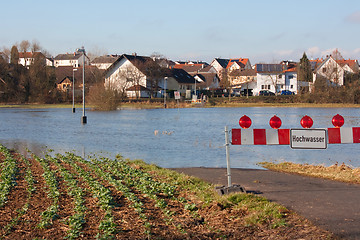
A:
[306, 47, 320, 56]
[345, 11, 360, 23]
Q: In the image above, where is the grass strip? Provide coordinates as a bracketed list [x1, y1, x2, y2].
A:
[260, 161, 360, 184]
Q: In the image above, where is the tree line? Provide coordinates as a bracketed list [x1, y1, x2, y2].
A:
[0, 43, 59, 103]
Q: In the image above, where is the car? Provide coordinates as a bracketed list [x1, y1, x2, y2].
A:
[259, 90, 275, 96]
[281, 90, 294, 95]
[240, 89, 253, 96]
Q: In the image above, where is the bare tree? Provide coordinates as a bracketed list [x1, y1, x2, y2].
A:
[1, 47, 10, 63]
[144, 59, 165, 98]
[19, 40, 30, 52]
[31, 40, 41, 52]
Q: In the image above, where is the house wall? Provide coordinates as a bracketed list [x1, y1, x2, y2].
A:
[255, 73, 285, 95]
[57, 78, 72, 91]
[284, 72, 298, 93]
[230, 75, 256, 87]
[91, 63, 112, 70]
[54, 54, 87, 68]
[210, 60, 224, 75]
[314, 57, 344, 86]
[105, 58, 146, 93]
[159, 77, 179, 92]
[55, 59, 79, 67]
[19, 58, 32, 66]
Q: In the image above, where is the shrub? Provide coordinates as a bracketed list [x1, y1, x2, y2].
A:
[88, 82, 122, 111]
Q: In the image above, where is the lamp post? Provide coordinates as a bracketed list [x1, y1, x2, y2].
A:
[72, 68, 77, 113]
[164, 77, 167, 108]
[77, 47, 87, 124]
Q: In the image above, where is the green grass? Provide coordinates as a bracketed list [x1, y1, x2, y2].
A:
[129, 159, 288, 228]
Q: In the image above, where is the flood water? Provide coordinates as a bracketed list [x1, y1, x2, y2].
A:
[0, 106, 359, 169]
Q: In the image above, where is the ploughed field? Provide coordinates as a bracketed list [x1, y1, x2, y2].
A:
[0, 145, 332, 239]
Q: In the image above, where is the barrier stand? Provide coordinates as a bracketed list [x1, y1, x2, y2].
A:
[215, 126, 245, 195]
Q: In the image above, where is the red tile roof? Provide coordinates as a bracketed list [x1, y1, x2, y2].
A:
[18, 52, 44, 58]
[226, 58, 249, 69]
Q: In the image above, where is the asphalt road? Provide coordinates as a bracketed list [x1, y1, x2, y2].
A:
[172, 168, 360, 239]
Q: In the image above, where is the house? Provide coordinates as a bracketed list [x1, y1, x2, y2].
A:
[54, 51, 89, 68]
[104, 54, 152, 98]
[55, 66, 103, 92]
[18, 52, 53, 67]
[104, 54, 198, 98]
[312, 50, 359, 86]
[210, 58, 230, 75]
[227, 58, 252, 72]
[173, 63, 206, 73]
[91, 55, 119, 70]
[254, 64, 285, 95]
[55, 66, 82, 91]
[192, 72, 220, 90]
[313, 56, 346, 86]
[228, 69, 257, 93]
[210, 58, 252, 81]
[165, 68, 198, 96]
[174, 63, 220, 90]
[284, 67, 299, 93]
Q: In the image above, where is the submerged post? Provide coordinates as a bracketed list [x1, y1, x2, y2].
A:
[225, 125, 232, 187]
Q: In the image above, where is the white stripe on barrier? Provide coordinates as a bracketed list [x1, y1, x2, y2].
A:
[266, 129, 278, 145]
[241, 129, 253, 145]
[341, 127, 353, 143]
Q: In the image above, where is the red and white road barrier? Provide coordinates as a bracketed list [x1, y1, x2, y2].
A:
[231, 127, 360, 145]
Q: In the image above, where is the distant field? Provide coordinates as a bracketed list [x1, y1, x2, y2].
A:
[1, 101, 360, 109]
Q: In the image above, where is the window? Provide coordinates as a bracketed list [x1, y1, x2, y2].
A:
[290, 85, 293, 89]
[261, 85, 265, 89]
[267, 85, 270, 89]
[278, 74, 282, 79]
[323, 67, 326, 73]
[288, 75, 293, 79]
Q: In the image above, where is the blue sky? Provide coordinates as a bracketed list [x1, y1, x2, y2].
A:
[2, 0, 360, 63]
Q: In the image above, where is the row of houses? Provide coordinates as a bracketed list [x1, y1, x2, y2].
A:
[2, 49, 359, 98]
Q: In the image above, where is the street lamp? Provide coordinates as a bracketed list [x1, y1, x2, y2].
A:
[164, 77, 167, 108]
[72, 68, 77, 113]
[77, 47, 87, 124]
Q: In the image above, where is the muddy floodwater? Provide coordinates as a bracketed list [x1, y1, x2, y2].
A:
[1, 107, 360, 169]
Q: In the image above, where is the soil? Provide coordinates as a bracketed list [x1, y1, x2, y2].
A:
[0, 150, 335, 239]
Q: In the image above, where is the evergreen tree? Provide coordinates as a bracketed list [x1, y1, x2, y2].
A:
[10, 45, 19, 65]
[298, 52, 312, 82]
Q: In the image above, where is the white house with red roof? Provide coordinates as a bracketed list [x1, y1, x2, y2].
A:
[313, 56, 359, 86]
[18, 52, 53, 67]
[253, 64, 299, 95]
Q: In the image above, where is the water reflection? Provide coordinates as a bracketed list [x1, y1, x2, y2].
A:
[0, 107, 359, 169]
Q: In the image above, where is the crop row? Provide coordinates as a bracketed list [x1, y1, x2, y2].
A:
[61, 152, 150, 237]
[1, 154, 35, 238]
[44, 152, 87, 240]
[33, 154, 61, 229]
[0, 145, 18, 208]
[55, 153, 117, 239]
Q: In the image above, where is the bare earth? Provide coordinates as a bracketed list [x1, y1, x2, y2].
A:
[0, 151, 334, 239]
